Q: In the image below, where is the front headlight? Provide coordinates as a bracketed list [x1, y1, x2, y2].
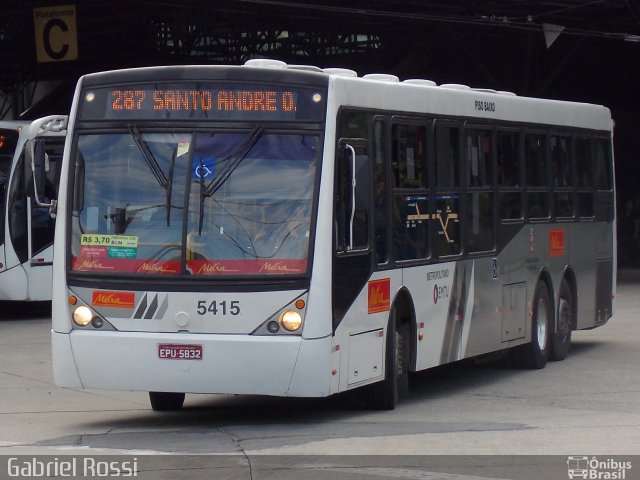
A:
[250, 293, 307, 335]
[280, 310, 302, 332]
[72, 306, 93, 326]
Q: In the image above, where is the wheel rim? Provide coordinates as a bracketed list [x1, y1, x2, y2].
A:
[536, 297, 548, 351]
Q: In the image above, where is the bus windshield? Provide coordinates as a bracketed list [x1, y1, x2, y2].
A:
[71, 129, 319, 276]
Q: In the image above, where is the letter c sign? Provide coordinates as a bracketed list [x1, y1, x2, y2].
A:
[33, 5, 78, 63]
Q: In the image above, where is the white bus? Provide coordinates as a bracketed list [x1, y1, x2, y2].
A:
[0, 115, 67, 302]
[49, 60, 614, 410]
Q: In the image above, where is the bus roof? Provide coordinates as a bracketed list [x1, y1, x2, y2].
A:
[76, 60, 612, 133]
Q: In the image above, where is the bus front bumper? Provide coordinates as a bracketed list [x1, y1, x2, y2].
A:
[52, 330, 333, 397]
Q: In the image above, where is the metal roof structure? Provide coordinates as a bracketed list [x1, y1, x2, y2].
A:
[1, 1, 639, 193]
[1, 1, 639, 117]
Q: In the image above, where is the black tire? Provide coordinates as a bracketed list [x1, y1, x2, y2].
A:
[149, 392, 185, 411]
[366, 308, 410, 410]
[512, 282, 551, 369]
[550, 279, 573, 361]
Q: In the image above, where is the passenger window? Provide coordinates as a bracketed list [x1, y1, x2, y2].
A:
[575, 137, 594, 218]
[465, 128, 493, 188]
[551, 135, 572, 187]
[525, 133, 547, 187]
[434, 124, 460, 188]
[392, 124, 426, 188]
[528, 192, 549, 219]
[433, 195, 461, 256]
[465, 192, 494, 252]
[525, 133, 549, 219]
[551, 135, 574, 218]
[339, 110, 368, 139]
[594, 138, 612, 191]
[500, 191, 523, 220]
[575, 137, 593, 188]
[433, 123, 461, 256]
[373, 119, 389, 264]
[393, 194, 428, 260]
[497, 130, 521, 186]
[497, 129, 523, 221]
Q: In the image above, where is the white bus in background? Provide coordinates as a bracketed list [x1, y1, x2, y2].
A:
[48, 60, 614, 411]
[0, 115, 67, 301]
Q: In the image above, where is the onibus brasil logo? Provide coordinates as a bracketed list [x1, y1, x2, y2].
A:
[567, 456, 632, 480]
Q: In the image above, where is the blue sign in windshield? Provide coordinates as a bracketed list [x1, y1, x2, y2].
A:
[192, 157, 216, 180]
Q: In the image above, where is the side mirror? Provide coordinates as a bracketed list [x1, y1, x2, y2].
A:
[24, 138, 52, 207]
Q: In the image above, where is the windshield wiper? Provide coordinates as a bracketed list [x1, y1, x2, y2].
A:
[166, 146, 177, 226]
[129, 125, 169, 190]
[203, 125, 264, 198]
[197, 125, 264, 235]
[129, 125, 181, 226]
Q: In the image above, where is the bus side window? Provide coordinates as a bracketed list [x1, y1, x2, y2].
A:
[551, 135, 574, 218]
[525, 132, 549, 220]
[434, 123, 461, 257]
[465, 126, 495, 253]
[391, 122, 429, 261]
[594, 138, 613, 191]
[575, 136, 594, 218]
[335, 142, 370, 252]
[373, 119, 389, 264]
[465, 127, 493, 188]
[497, 129, 523, 221]
[392, 124, 426, 188]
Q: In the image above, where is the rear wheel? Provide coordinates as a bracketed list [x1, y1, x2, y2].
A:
[149, 392, 185, 411]
[512, 282, 551, 369]
[366, 308, 410, 410]
[550, 279, 573, 361]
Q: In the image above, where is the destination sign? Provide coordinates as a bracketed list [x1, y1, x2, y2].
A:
[79, 82, 326, 121]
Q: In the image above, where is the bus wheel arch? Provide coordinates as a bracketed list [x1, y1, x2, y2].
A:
[512, 274, 553, 369]
[365, 287, 415, 410]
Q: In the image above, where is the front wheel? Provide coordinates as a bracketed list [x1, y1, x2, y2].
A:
[365, 308, 410, 410]
[149, 392, 185, 411]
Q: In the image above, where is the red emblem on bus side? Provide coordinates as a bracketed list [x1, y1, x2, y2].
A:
[92, 291, 135, 308]
[368, 279, 391, 314]
[549, 229, 565, 257]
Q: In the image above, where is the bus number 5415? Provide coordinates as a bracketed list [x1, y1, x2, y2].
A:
[196, 300, 240, 316]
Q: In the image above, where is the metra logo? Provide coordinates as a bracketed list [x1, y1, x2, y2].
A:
[550, 229, 565, 256]
[368, 278, 391, 314]
[75, 259, 114, 270]
[196, 262, 240, 275]
[92, 291, 135, 308]
[137, 262, 177, 274]
[259, 261, 302, 273]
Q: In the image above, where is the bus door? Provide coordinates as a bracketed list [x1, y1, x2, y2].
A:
[24, 196, 54, 299]
[25, 137, 64, 300]
[333, 139, 374, 329]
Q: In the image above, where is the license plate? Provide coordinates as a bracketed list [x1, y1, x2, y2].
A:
[158, 344, 203, 360]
